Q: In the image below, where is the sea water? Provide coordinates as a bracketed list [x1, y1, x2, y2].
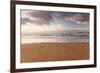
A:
[21, 30, 89, 44]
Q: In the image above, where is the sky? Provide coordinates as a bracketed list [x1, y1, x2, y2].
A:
[21, 10, 90, 33]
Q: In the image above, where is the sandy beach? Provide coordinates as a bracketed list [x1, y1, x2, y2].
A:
[21, 42, 89, 63]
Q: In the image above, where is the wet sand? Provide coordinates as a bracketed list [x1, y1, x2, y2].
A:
[21, 42, 89, 63]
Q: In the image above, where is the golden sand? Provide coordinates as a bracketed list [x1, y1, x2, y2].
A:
[21, 42, 89, 63]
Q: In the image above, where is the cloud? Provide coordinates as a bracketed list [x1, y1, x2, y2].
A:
[52, 12, 89, 25]
[55, 24, 66, 30]
[21, 18, 31, 24]
[21, 22, 66, 34]
[68, 13, 89, 24]
[21, 10, 53, 25]
[21, 10, 89, 26]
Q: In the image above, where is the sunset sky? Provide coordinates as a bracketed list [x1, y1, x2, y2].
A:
[21, 10, 89, 33]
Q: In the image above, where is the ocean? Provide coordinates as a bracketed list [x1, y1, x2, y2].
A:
[21, 30, 89, 44]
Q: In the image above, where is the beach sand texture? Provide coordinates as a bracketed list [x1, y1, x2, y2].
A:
[21, 42, 89, 63]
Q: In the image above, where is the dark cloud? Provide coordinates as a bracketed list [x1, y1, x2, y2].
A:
[52, 12, 89, 24]
[21, 10, 53, 25]
[21, 18, 31, 24]
[21, 10, 89, 25]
